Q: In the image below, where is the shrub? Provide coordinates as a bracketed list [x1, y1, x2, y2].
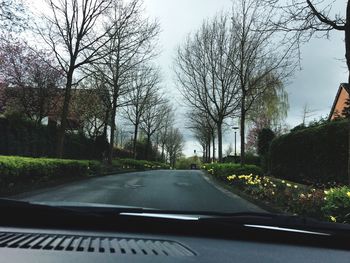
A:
[203, 163, 263, 179]
[0, 156, 101, 189]
[0, 116, 107, 160]
[269, 119, 348, 185]
[112, 158, 170, 170]
[322, 187, 350, 223]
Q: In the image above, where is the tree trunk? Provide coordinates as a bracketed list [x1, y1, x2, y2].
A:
[133, 123, 138, 159]
[217, 122, 223, 162]
[161, 143, 165, 162]
[108, 99, 117, 165]
[212, 133, 215, 162]
[146, 133, 151, 161]
[346, 0, 350, 184]
[56, 69, 74, 158]
[208, 140, 211, 163]
[240, 97, 246, 166]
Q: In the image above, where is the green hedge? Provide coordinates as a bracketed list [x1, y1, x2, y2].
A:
[112, 158, 170, 170]
[202, 163, 263, 180]
[0, 116, 108, 160]
[269, 120, 348, 185]
[0, 156, 101, 189]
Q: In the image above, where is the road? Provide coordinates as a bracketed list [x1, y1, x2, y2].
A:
[14, 170, 264, 213]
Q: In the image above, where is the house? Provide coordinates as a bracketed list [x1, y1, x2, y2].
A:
[329, 83, 350, 120]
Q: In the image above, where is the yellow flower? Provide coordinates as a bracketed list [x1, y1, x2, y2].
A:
[324, 190, 329, 195]
[294, 185, 298, 189]
[347, 192, 350, 198]
[286, 183, 292, 187]
[281, 180, 285, 183]
[271, 191, 275, 195]
[330, 216, 336, 223]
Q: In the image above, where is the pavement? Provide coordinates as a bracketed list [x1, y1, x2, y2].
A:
[13, 170, 264, 213]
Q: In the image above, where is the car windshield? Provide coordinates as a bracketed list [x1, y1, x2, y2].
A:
[0, 0, 349, 228]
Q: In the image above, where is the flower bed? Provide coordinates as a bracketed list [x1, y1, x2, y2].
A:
[202, 164, 350, 223]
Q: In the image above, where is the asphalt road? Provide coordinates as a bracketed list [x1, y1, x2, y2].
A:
[14, 170, 264, 213]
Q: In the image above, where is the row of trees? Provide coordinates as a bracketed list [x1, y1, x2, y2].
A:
[0, 0, 184, 165]
[175, 0, 295, 164]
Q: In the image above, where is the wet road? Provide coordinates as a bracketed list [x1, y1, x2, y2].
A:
[14, 170, 264, 213]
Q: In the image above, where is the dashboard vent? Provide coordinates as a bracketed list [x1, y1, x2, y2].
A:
[0, 232, 195, 256]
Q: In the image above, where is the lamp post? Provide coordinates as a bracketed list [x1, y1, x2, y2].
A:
[233, 127, 239, 157]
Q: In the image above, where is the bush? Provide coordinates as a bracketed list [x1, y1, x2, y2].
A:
[223, 154, 261, 166]
[0, 116, 107, 160]
[269, 119, 348, 185]
[322, 187, 350, 223]
[112, 158, 170, 170]
[0, 156, 101, 189]
[203, 163, 263, 180]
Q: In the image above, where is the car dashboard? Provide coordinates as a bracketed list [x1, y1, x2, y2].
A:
[1, 226, 350, 263]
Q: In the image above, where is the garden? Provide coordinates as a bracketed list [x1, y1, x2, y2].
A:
[203, 163, 350, 223]
[202, 119, 350, 224]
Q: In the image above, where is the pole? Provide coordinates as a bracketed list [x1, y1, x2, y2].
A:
[234, 131, 237, 156]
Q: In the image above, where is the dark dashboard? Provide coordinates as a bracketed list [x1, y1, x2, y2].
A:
[0, 201, 350, 262]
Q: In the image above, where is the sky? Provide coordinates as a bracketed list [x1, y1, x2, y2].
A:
[142, 0, 348, 156]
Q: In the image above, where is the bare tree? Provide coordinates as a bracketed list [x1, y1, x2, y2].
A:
[0, 40, 63, 123]
[140, 95, 171, 161]
[0, 0, 26, 32]
[38, 0, 116, 157]
[229, 0, 296, 165]
[165, 127, 184, 168]
[186, 109, 216, 163]
[175, 14, 240, 162]
[123, 64, 160, 158]
[92, 0, 160, 164]
[264, 0, 348, 80]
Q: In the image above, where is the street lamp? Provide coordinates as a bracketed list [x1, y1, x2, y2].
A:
[232, 127, 239, 157]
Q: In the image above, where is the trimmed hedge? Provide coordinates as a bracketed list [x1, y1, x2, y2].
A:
[0, 116, 108, 160]
[269, 119, 348, 185]
[0, 156, 101, 194]
[112, 159, 170, 170]
[203, 163, 263, 179]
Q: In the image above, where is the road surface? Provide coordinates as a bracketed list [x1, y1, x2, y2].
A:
[14, 170, 264, 213]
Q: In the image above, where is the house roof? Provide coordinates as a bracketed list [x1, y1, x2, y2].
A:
[328, 83, 350, 121]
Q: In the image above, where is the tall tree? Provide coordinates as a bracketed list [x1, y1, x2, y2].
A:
[140, 95, 171, 161]
[123, 64, 160, 159]
[186, 109, 216, 163]
[38, 0, 115, 157]
[93, 0, 160, 164]
[229, 0, 295, 165]
[165, 127, 184, 168]
[175, 14, 240, 162]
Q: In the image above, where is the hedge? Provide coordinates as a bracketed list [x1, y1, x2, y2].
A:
[269, 119, 348, 185]
[112, 158, 170, 170]
[202, 163, 263, 180]
[0, 116, 108, 160]
[0, 156, 101, 191]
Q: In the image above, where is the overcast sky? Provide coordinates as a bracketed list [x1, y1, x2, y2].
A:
[143, 0, 348, 156]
